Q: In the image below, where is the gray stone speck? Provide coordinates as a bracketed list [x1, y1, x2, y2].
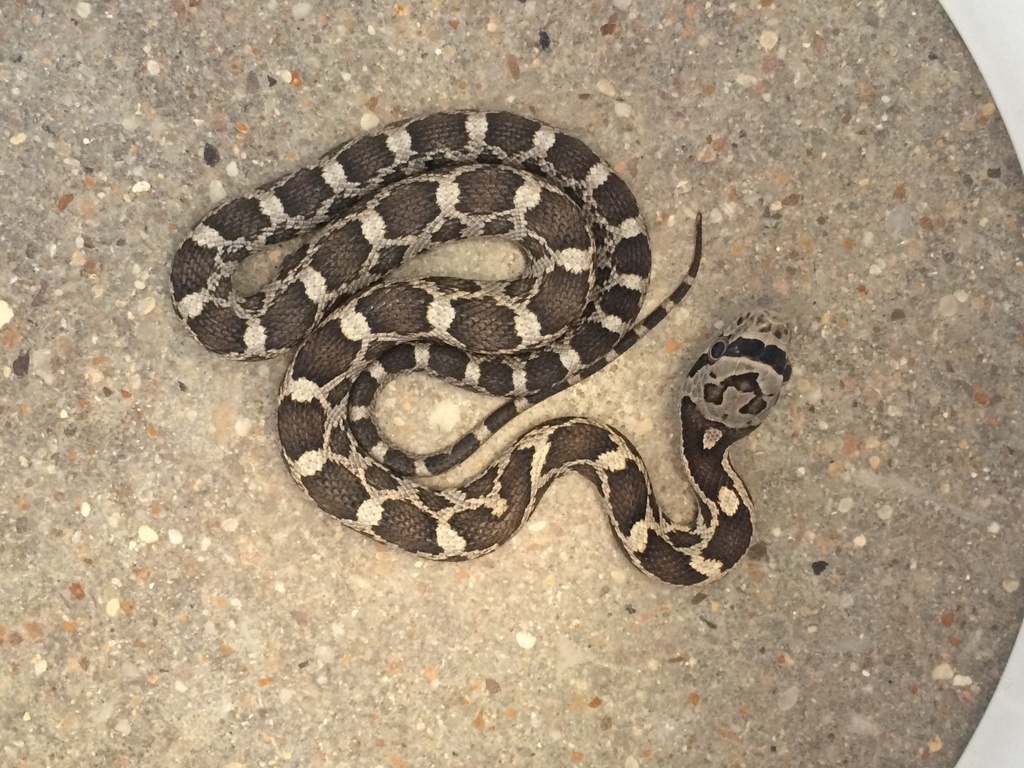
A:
[884, 205, 916, 243]
[12, 350, 30, 376]
[245, 70, 261, 94]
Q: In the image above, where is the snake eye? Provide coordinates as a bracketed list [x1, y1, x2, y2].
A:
[709, 340, 727, 360]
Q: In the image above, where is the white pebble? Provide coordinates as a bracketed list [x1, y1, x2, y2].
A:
[759, 30, 779, 51]
[875, 504, 893, 521]
[735, 73, 759, 88]
[174, 680, 188, 693]
[76, 2, 92, 18]
[931, 662, 954, 680]
[777, 685, 799, 711]
[1003, 579, 1020, 593]
[952, 674, 973, 687]
[168, 529, 184, 546]
[234, 417, 252, 437]
[34, 658, 48, 675]
[614, 101, 632, 118]
[292, 2, 312, 19]
[0, 300, 13, 329]
[612, 0, 631, 9]
[9, 132, 27, 145]
[138, 525, 159, 544]
[852, 534, 867, 548]
[596, 79, 616, 97]
[80, 501, 91, 517]
[226, 160, 238, 178]
[106, 599, 121, 617]
[837, 496, 854, 513]
[360, 112, 380, 131]
[988, 522, 1000, 534]
[209, 179, 226, 203]
[221, 517, 239, 532]
[515, 631, 536, 650]
[937, 294, 958, 317]
[147, 60, 161, 76]
[131, 180, 151, 193]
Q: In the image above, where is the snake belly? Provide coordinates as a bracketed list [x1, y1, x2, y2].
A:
[171, 110, 791, 585]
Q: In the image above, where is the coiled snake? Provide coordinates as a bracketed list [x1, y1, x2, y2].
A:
[171, 111, 791, 585]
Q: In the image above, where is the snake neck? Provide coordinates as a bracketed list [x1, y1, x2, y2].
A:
[677, 395, 756, 574]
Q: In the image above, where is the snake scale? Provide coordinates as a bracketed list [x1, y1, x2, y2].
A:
[171, 110, 791, 585]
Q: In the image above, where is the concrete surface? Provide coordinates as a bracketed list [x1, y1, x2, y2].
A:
[1, 1, 1022, 766]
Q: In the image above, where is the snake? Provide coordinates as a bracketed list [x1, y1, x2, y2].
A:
[170, 110, 791, 585]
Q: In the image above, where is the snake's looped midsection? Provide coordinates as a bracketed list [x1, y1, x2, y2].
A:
[172, 110, 791, 585]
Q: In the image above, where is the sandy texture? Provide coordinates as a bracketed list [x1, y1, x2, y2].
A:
[1, 2, 1022, 765]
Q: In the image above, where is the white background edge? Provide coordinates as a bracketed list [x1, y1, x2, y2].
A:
[936, 1, 1024, 766]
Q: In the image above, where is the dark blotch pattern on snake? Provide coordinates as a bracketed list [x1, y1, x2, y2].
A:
[171, 111, 791, 585]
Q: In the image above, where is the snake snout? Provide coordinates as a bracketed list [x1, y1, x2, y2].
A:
[728, 309, 792, 385]
[741, 309, 791, 347]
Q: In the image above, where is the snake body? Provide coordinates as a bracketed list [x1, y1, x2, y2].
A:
[171, 111, 791, 585]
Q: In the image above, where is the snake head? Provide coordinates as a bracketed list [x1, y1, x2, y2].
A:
[683, 310, 792, 432]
